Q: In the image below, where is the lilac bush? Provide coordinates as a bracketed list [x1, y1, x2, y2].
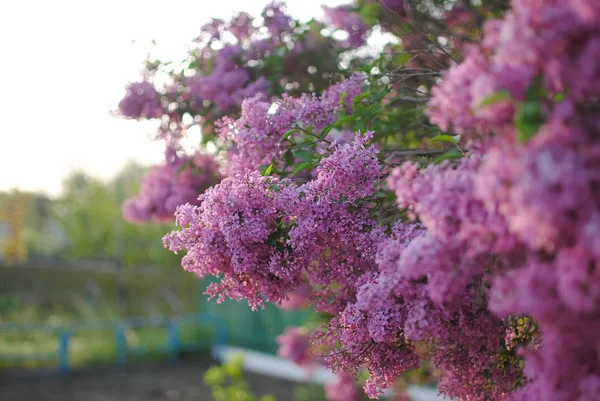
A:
[118, 0, 600, 400]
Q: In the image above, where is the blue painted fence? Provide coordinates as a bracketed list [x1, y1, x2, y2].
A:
[0, 313, 226, 372]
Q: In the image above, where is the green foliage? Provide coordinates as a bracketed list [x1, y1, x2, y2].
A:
[433, 148, 464, 164]
[430, 133, 464, 164]
[292, 161, 314, 177]
[204, 356, 276, 401]
[430, 134, 460, 145]
[514, 77, 545, 144]
[279, 129, 299, 143]
[292, 383, 327, 401]
[476, 90, 512, 109]
[262, 163, 275, 177]
[54, 162, 180, 268]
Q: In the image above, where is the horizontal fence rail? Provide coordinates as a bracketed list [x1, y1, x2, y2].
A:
[0, 268, 314, 371]
[0, 313, 226, 372]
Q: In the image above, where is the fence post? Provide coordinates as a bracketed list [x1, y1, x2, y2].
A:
[213, 317, 226, 350]
[57, 329, 70, 373]
[167, 320, 179, 364]
[115, 324, 127, 366]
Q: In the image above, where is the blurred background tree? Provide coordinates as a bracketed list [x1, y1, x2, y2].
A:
[0, 162, 181, 268]
[53, 162, 180, 268]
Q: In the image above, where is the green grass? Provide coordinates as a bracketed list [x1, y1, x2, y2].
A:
[0, 265, 315, 369]
[0, 263, 208, 369]
[68, 329, 119, 367]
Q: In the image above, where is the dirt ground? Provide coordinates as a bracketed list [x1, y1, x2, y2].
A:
[0, 357, 298, 401]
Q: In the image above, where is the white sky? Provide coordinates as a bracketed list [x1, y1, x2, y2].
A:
[0, 0, 347, 197]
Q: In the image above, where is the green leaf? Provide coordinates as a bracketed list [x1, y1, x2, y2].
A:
[477, 90, 512, 109]
[292, 161, 313, 177]
[362, 58, 379, 73]
[283, 149, 295, 166]
[433, 149, 464, 164]
[552, 93, 565, 103]
[513, 77, 546, 143]
[204, 367, 226, 386]
[430, 134, 458, 145]
[515, 101, 544, 143]
[373, 190, 391, 199]
[224, 358, 243, 379]
[263, 163, 274, 176]
[352, 92, 370, 111]
[321, 124, 335, 138]
[294, 150, 315, 162]
[188, 60, 202, 70]
[334, 115, 352, 126]
[279, 129, 298, 143]
[339, 92, 348, 106]
[525, 76, 546, 101]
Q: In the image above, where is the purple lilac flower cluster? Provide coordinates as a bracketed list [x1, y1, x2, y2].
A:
[118, 81, 161, 120]
[427, 0, 600, 136]
[164, 131, 382, 311]
[405, 0, 600, 400]
[184, 46, 270, 113]
[325, 374, 362, 401]
[122, 150, 220, 223]
[322, 4, 368, 48]
[276, 326, 315, 368]
[217, 74, 365, 174]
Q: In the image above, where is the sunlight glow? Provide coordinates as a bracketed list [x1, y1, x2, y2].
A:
[0, 0, 347, 196]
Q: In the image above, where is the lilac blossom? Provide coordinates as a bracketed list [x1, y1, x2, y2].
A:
[123, 151, 220, 223]
[217, 75, 365, 175]
[322, 4, 368, 47]
[325, 374, 363, 401]
[276, 326, 316, 367]
[118, 81, 161, 119]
